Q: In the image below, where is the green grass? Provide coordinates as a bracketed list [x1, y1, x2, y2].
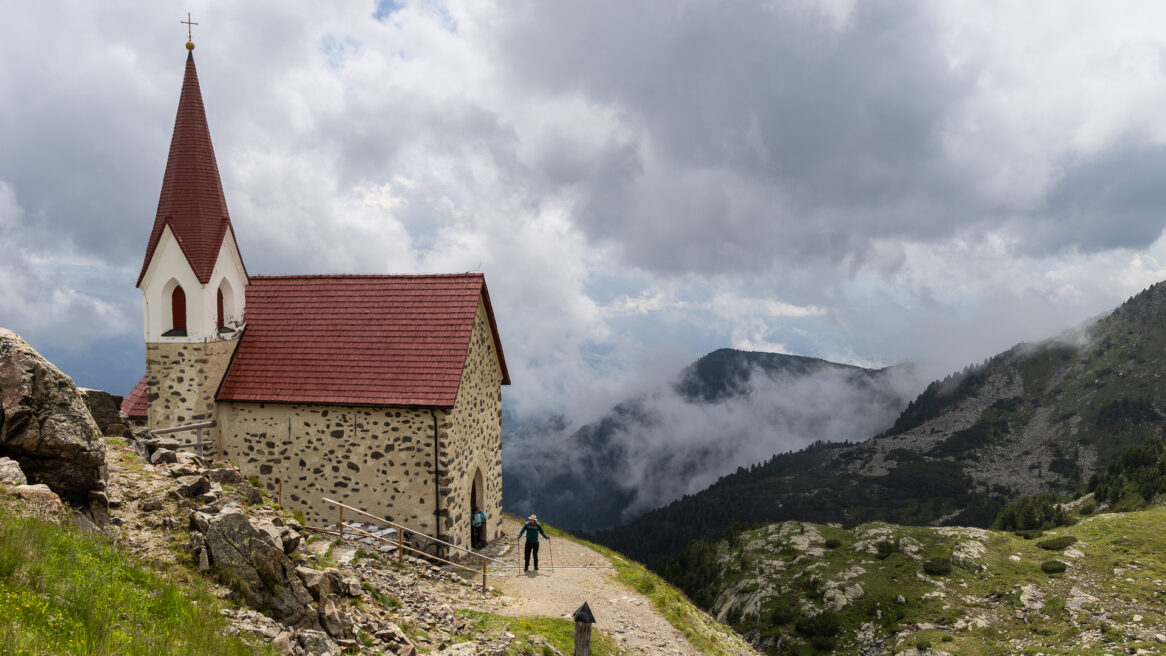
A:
[689, 505, 1166, 654]
[457, 609, 616, 655]
[0, 502, 271, 655]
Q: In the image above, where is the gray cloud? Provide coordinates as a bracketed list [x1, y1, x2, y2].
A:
[2, 1, 1166, 416]
[493, 0, 970, 276]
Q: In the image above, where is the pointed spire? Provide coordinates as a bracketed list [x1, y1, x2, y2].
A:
[137, 48, 240, 287]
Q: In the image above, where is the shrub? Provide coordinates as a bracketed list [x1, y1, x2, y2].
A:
[767, 602, 798, 625]
[992, 492, 1071, 531]
[1077, 499, 1097, 515]
[875, 540, 897, 560]
[1041, 560, 1067, 574]
[824, 538, 841, 549]
[795, 610, 839, 638]
[247, 475, 261, 488]
[923, 557, 952, 576]
[1014, 529, 1043, 540]
[1037, 535, 1077, 551]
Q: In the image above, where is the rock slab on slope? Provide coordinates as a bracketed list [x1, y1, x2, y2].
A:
[0, 328, 106, 503]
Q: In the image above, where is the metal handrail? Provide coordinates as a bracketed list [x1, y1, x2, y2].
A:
[321, 497, 508, 567]
[321, 497, 509, 592]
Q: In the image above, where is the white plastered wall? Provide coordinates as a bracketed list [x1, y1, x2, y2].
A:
[140, 225, 247, 342]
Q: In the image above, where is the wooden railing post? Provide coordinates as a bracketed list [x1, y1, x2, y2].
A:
[397, 529, 404, 564]
[339, 507, 344, 541]
[277, 479, 283, 508]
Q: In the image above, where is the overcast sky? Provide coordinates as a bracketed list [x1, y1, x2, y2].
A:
[3, 1, 1166, 423]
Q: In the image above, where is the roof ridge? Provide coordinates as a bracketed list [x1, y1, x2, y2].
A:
[250, 273, 485, 280]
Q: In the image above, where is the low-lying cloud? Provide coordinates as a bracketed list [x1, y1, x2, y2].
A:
[504, 355, 921, 531]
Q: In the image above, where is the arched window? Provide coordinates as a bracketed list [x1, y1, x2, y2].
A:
[217, 288, 225, 329]
[170, 285, 187, 335]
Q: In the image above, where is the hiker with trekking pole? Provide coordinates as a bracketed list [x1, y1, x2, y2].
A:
[517, 514, 550, 572]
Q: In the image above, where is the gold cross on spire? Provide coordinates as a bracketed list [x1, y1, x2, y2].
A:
[182, 12, 198, 50]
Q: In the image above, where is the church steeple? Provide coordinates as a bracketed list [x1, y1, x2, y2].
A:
[137, 41, 248, 344]
[137, 46, 242, 288]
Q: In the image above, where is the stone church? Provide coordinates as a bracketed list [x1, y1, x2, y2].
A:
[124, 41, 509, 551]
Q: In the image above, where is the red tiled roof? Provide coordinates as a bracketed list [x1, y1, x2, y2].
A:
[122, 375, 148, 418]
[216, 274, 510, 407]
[137, 51, 245, 287]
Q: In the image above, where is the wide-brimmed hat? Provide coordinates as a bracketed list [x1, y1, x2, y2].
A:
[528, 514, 537, 521]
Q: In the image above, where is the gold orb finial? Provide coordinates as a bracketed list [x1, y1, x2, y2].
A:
[181, 13, 198, 50]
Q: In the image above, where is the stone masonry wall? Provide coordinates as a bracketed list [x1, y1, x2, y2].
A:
[217, 402, 445, 539]
[440, 300, 505, 548]
[146, 339, 237, 448]
[215, 298, 505, 552]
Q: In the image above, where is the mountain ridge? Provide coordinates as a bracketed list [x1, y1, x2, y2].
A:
[594, 280, 1166, 567]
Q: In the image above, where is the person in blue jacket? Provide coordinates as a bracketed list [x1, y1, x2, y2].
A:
[471, 506, 487, 549]
[516, 514, 549, 571]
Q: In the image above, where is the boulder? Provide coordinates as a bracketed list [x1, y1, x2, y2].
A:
[952, 540, 987, 572]
[78, 388, 128, 435]
[296, 630, 340, 656]
[175, 475, 211, 498]
[9, 483, 66, 517]
[318, 596, 351, 638]
[0, 457, 27, 485]
[150, 448, 178, 465]
[272, 631, 295, 655]
[202, 507, 320, 628]
[0, 329, 107, 503]
[206, 467, 249, 487]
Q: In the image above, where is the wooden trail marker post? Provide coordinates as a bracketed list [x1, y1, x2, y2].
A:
[572, 602, 596, 656]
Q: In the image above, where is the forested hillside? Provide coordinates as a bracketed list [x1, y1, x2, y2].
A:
[594, 281, 1166, 568]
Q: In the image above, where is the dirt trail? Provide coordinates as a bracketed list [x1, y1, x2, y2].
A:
[475, 517, 707, 655]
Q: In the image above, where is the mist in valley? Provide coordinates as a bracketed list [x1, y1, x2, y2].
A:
[502, 352, 921, 532]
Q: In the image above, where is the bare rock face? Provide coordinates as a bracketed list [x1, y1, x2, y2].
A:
[0, 329, 107, 504]
[78, 388, 128, 435]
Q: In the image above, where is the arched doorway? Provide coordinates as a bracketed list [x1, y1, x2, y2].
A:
[471, 467, 486, 546]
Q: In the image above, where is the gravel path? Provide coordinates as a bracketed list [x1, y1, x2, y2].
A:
[478, 517, 705, 656]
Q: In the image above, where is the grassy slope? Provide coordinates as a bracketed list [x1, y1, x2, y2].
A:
[706, 503, 1166, 655]
[0, 497, 273, 656]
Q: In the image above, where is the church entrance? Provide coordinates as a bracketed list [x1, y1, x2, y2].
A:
[471, 467, 485, 547]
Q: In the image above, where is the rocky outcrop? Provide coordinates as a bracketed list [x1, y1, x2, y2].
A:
[79, 388, 129, 436]
[0, 329, 106, 508]
[192, 505, 332, 630]
[188, 499, 362, 646]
